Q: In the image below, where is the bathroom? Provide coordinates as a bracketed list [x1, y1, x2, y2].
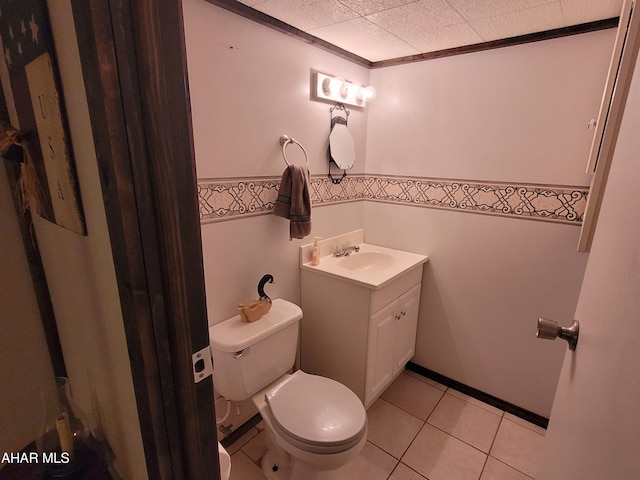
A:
[0, 0, 628, 478]
[184, 0, 617, 478]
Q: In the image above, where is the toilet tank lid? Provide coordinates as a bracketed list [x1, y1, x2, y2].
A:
[209, 299, 302, 352]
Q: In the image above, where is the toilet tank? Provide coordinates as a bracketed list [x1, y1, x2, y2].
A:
[209, 299, 302, 401]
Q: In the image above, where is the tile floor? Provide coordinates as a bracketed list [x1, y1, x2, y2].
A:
[224, 370, 546, 480]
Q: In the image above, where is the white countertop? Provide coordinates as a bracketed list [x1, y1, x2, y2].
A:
[301, 242, 428, 290]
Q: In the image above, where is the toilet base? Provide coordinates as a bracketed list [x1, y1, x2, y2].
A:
[259, 410, 362, 480]
[261, 449, 343, 480]
[261, 449, 291, 480]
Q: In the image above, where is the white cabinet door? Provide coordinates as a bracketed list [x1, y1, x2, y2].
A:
[365, 301, 396, 406]
[365, 284, 422, 406]
[393, 284, 421, 373]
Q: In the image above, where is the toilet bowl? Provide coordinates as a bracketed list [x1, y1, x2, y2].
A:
[252, 371, 367, 479]
[209, 299, 367, 479]
[217, 442, 231, 480]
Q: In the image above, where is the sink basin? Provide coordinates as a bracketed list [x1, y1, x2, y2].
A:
[339, 252, 396, 271]
[300, 232, 428, 290]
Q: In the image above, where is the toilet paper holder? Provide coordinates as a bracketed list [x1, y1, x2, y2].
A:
[537, 318, 580, 351]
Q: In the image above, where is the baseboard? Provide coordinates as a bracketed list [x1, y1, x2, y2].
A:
[220, 413, 262, 449]
[406, 362, 549, 429]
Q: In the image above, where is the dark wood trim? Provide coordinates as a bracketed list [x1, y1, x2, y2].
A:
[406, 362, 549, 429]
[70, 0, 218, 478]
[372, 18, 620, 68]
[0, 83, 67, 380]
[220, 414, 262, 450]
[126, 0, 219, 478]
[70, 2, 175, 478]
[204, 0, 373, 67]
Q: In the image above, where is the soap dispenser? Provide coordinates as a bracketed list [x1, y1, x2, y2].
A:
[311, 237, 321, 266]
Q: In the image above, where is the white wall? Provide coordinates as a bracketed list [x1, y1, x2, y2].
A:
[0, 1, 148, 477]
[364, 203, 589, 416]
[184, 0, 370, 433]
[184, 0, 369, 324]
[366, 30, 615, 185]
[0, 165, 56, 455]
[186, 1, 370, 181]
[185, 0, 617, 419]
[364, 29, 616, 416]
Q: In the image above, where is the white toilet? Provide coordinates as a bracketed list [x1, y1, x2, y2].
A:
[209, 299, 367, 480]
[218, 442, 231, 480]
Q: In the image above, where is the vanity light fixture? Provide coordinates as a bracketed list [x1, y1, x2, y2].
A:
[313, 71, 376, 108]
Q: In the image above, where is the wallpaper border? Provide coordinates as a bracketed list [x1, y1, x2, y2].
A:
[197, 174, 588, 226]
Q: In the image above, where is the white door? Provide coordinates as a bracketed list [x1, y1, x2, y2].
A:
[537, 48, 640, 479]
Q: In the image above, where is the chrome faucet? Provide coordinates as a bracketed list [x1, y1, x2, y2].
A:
[333, 243, 360, 257]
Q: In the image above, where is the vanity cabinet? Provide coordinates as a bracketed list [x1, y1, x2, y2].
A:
[300, 264, 424, 408]
[366, 284, 421, 406]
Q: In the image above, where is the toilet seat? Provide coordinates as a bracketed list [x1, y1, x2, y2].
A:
[265, 371, 367, 454]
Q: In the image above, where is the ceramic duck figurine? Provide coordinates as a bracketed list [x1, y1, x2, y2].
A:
[238, 274, 273, 322]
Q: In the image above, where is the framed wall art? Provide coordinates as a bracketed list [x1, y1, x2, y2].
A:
[0, 0, 85, 235]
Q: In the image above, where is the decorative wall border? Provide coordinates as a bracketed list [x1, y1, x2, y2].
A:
[198, 175, 588, 226]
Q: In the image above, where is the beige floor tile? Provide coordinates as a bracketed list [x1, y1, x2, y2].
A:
[226, 427, 259, 455]
[403, 370, 448, 391]
[428, 392, 502, 453]
[241, 430, 268, 464]
[480, 457, 534, 480]
[229, 451, 265, 480]
[403, 424, 487, 480]
[333, 441, 398, 480]
[223, 376, 543, 480]
[381, 373, 445, 420]
[367, 398, 424, 458]
[389, 462, 429, 479]
[503, 413, 546, 436]
[490, 418, 545, 478]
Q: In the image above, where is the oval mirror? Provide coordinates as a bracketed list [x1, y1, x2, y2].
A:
[329, 118, 355, 170]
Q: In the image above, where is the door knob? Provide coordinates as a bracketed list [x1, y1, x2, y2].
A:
[537, 318, 579, 351]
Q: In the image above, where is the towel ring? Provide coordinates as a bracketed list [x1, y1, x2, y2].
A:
[280, 135, 309, 167]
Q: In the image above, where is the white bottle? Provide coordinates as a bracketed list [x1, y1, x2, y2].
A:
[311, 237, 320, 266]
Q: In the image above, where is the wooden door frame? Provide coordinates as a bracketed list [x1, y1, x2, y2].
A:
[70, 0, 219, 478]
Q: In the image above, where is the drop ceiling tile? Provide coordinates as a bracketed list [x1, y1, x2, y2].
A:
[367, 0, 466, 35]
[251, 0, 359, 31]
[366, 0, 480, 52]
[233, 0, 622, 62]
[447, 0, 557, 22]
[309, 17, 420, 61]
[471, 3, 565, 42]
[337, 0, 419, 16]
[560, 0, 622, 25]
[411, 23, 485, 53]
